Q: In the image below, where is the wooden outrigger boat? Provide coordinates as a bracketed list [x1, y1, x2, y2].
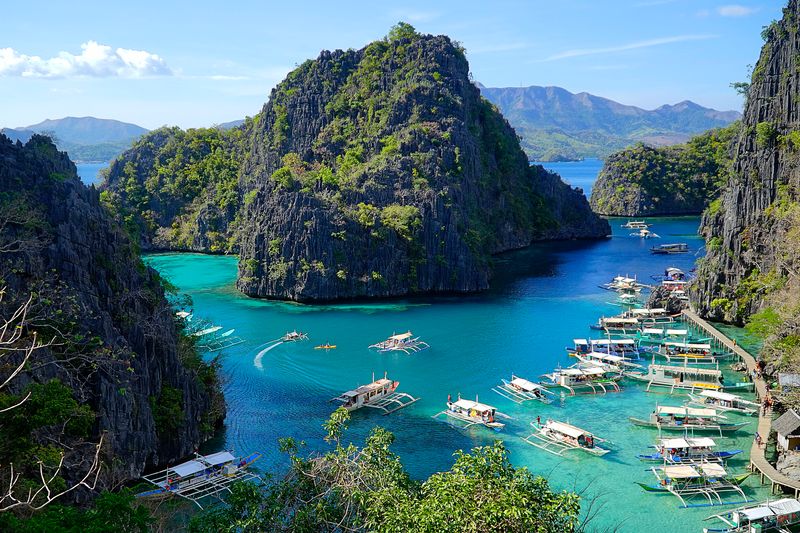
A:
[637, 437, 743, 464]
[657, 342, 728, 366]
[632, 228, 660, 238]
[330, 373, 418, 415]
[282, 330, 309, 342]
[687, 390, 759, 416]
[625, 363, 725, 393]
[524, 419, 610, 456]
[368, 331, 429, 354]
[136, 450, 261, 508]
[651, 242, 689, 255]
[629, 405, 746, 435]
[492, 375, 555, 404]
[703, 498, 800, 532]
[568, 338, 641, 358]
[621, 220, 651, 229]
[197, 328, 245, 352]
[433, 395, 508, 431]
[575, 352, 642, 373]
[590, 316, 641, 335]
[540, 365, 621, 395]
[637, 462, 750, 508]
[624, 308, 677, 325]
[600, 275, 646, 293]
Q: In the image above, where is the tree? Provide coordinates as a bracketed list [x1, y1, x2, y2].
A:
[387, 22, 418, 42]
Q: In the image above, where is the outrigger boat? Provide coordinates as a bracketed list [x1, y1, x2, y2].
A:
[621, 220, 651, 229]
[651, 242, 689, 255]
[434, 395, 509, 431]
[136, 451, 262, 508]
[282, 330, 309, 342]
[524, 419, 610, 456]
[657, 342, 722, 366]
[703, 498, 800, 532]
[492, 375, 555, 404]
[567, 338, 641, 358]
[629, 405, 746, 435]
[368, 331, 430, 354]
[632, 228, 660, 238]
[637, 462, 750, 508]
[575, 352, 642, 373]
[590, 316, 641, 334]
[625, 364, 724, 392]
[196, 328, 245, 352]
[687, 390, 759, 416]
[651, 267, 688, 282]
[600, 275, 646, 293]
[624, 308, 678, 326]
[540, 365, 621, 395]
[329, 373, 418, 414]
[637, 437, 743, 464]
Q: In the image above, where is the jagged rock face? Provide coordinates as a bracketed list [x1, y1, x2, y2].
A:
[0, 135, 221, 491]
[692, 1, 800, 324]
[237, 32, 609, 301]
[102, 125, 246, 254]
[590, 137, 733, 216]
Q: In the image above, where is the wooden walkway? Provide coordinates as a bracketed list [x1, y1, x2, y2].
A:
[682, 309, 800, 497]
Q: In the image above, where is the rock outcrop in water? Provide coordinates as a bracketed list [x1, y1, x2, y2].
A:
[236, 25, 609, 301]
[101, 124, 252, 253]
[0, 134, 223, 500]
[589, 123, 738, 216]
[692, 1, 800, 325]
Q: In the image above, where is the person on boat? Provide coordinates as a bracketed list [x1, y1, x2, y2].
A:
[447, 394, 451, 403]
[537, 416, 541, 427]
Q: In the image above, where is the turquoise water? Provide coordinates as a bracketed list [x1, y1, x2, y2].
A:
[75, 162, 108, 186]
[539, 158, 604, 196]
[145, 217, 770, 532]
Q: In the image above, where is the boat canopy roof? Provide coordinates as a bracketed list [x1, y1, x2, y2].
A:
[547, 421, 587, 439]
[656, 405, 718, 417]
[573, 338, 589, 345]
[660, 437, 716, 449]
[666, 267, 684, 274]
[389, 332, 413, 341]
[664, 342, 711, 350]
[344, 378, 393, 397]
[700, 463, 728, 477]
[739, 506, 776, 521]
[587, 352, 625, 363]
[665, 329, 688, 336]
[770, 498, 800, 515]
[453, 399, 495, 412]
[663, 465, 701, 479]
[591, 338, 635, 346]
[650, 364, 722, 377]
[631, 308, 667, 316]
[700, 390, 739, 401]
[642, 328, 664, 335]
[510, 377, 542, 392]
[171, 451, 236, 478]
[602, 317, 639, 324]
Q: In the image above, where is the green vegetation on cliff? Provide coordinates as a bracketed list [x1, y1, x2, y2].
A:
[589, 122, 739, 216]
[101, 121, 253, 252]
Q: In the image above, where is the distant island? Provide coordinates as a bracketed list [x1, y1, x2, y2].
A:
[479, 84, 740, 161]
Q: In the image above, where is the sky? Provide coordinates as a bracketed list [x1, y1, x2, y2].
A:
[0, 0, 785, 130]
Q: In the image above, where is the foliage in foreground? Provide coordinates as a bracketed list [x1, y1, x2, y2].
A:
[189, 408, 580, 533]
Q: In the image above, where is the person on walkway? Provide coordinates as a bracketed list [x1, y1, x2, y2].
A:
[755, 432, 763, 447]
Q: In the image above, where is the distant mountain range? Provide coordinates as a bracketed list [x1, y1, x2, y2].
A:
[2, 89, 740, 164]
[478, 84, 741, 161]
[2, 117, 149, 162]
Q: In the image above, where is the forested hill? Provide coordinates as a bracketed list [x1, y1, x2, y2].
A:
[0, 133, 223, 509]
[479, 84, 740, 161]
[589, 122, 738, 216]
[236, 24, 609, 301]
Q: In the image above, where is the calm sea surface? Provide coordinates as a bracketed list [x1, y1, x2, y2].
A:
[540, 157, 604, 197]
[145, 161, 768, 532]
[76, 162, 108, 186]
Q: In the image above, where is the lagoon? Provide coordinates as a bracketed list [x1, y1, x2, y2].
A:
[146, 213, 769, 532]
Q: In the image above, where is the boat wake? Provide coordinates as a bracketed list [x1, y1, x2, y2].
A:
[254, 341, 282, 370]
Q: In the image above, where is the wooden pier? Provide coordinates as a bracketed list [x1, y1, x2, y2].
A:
[682, 309, 800, 497]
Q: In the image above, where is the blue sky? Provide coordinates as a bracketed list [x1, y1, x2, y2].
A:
[0, 0, 784, 129]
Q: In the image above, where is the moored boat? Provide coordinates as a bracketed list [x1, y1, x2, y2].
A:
[524, 419, 610, 456]
[637, 436, 743, 463]
[540, 365, 621, 395]
[625, 363, 725, 393]
[492, 375, 555, 404]
[621, 220, 651, 229]
[687, 390, 759, 416]
[651, 243, 689, 254]
[434, 395, 507, 431]
[703, 498, 800, 532]
[629, 405, 746, 435]
[330, 373, 418, 414]
[637, 462, 750, 508]
[590, 316, 641, 334]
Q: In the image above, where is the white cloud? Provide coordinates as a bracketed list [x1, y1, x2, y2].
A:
[717, 5, 757, 17]
[541, 34, 718, 61]
[0, 41, 172, 78]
